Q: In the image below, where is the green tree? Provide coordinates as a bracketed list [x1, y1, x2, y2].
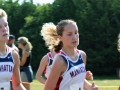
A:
[73, 0, 120, 75]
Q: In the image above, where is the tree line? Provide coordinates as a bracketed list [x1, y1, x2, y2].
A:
[1, 0, 120, 76]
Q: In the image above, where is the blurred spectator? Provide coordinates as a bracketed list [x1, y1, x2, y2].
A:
[7, 34, 19, 52]
[17, 36, 33, 90]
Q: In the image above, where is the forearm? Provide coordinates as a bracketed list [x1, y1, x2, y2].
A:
[84, 79, 98, 90]
[36, 76, 46, 84]
[14, 83, 26, 90]
[84, 79, 92, 90]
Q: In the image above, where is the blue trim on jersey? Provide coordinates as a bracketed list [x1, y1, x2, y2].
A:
[0, 53, 13, 63]
[61, 54, 84, 71]
[68, 55, 84, 70]
[49, 59, 53, 66]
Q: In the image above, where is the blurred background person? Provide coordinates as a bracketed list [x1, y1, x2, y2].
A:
[17, 36, 33, 90]
[7, 34, 19, 52]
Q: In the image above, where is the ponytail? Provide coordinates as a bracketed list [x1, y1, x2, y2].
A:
[54, 41, 63, 52]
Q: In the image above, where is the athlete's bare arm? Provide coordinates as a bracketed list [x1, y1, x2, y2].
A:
[36, 55, 48, 84]
[12, 50, 26, 90]
[80, 50, 93, 80]
[44, 55, 67, 90]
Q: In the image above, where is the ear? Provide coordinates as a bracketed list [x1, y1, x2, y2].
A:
[58, 35, 62, 41]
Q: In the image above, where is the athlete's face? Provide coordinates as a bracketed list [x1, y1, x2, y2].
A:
[59, 23, 79, 48]
[0, 17, 9, 42]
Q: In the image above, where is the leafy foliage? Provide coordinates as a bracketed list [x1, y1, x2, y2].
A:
[1, 0, 120, 75]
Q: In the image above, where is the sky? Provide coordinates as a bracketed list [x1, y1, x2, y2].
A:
[18, 0, 54, 4]
[33, 0, 54, 4]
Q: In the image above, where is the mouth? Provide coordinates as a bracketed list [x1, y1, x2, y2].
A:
[72, 41, 78, 44]
[3, 33, 8, 36]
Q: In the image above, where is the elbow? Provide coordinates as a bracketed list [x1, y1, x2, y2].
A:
[20, 64, 23, 66]
[20, 62, 24, 66]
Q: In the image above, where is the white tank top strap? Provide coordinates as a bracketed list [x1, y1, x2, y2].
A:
[47, 52, 53, 60]
[6, 45, 15, 64]
[47, 51, 53, 66]
[57, 50, 69, 76]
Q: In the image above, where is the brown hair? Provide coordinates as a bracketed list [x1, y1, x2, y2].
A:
[41, 20, 77, 52]
[56, 19, 76, 36]
[54, 19, 77, 52]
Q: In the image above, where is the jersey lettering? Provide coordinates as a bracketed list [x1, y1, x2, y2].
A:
[70, 66, 86, 78]
[0, 65, 13, 72]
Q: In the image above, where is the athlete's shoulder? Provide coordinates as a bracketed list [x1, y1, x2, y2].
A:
[47, 51, 53, 59]
[38, 54, 49, 67]
[52, 54, 67, 73]
[11, 49, 20, 65]
[11, 49, 19, 58]
[40, 54, 49, 64]
[77, 49, 86, 56]
[54, 54, 66, 64]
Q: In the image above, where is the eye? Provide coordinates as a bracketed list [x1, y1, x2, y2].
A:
[75, 31, 79, 35]
[5, 24, 8, 27]
[68, 33, 72, 36]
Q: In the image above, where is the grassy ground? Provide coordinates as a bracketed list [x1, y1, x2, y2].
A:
[30, 76, 120, 90]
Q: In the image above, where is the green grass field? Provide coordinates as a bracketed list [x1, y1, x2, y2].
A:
[30, 76, 120, 90]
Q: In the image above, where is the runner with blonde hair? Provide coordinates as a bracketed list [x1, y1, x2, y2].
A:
[44, 19, 98, 90]
[36, 22, 60, 84]
[36, 21, 93, 87]
[0, 8, 26, 90]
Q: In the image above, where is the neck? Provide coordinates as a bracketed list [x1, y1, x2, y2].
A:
[51, 50, 56, 58]
[0, 42, 6, 51]
[0, 42, 7, 56]
[62, 47, 76, 56]
[62, 47, 78, 61]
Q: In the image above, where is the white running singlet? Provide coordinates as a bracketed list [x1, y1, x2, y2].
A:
[44, 52, 53, 78]
[55, 50, 86, 90]
[0, 46, 14, 90]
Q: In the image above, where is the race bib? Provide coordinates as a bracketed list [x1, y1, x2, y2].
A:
[70, 82, 83, 90]
[0, 82, 10, 90]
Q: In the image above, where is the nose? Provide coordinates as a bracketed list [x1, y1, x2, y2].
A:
[2, 26, 8, 32]
[73, 34, 78, 39]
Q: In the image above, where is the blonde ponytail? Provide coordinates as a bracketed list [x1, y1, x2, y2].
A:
[25, 41, 33, 51]
[40, 22, 59, 50]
